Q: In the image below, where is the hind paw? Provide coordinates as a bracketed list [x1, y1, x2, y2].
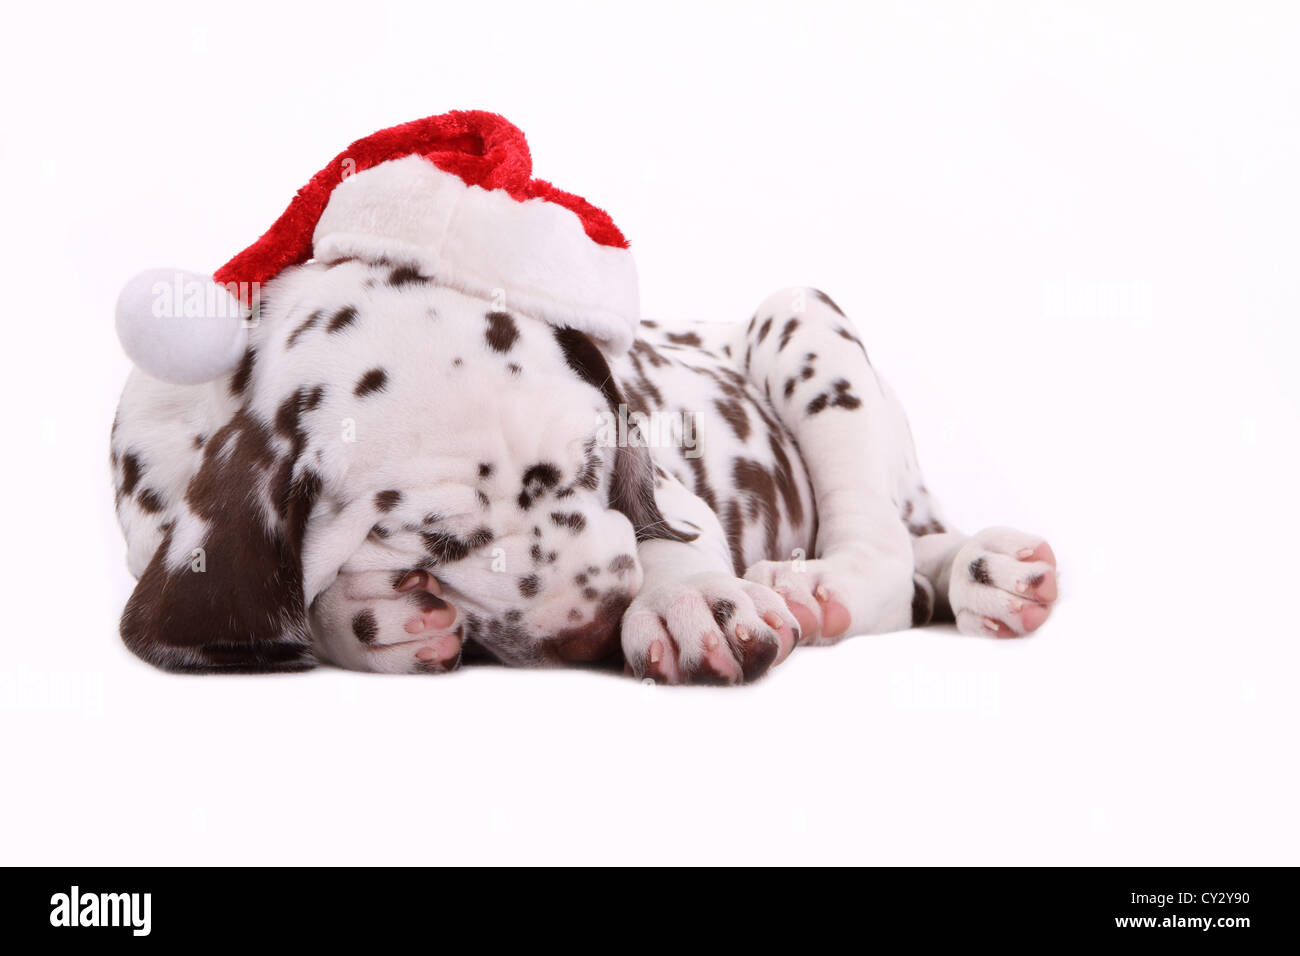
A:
[950, 528, 1058, 638]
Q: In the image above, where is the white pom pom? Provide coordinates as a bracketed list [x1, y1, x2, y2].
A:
[115, 269, 250, 385]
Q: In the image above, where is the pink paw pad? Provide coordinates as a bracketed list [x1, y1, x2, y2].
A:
[1015, 568, 1057, 604]
[815, 585, 852, 639]
[695, 630, 744, 685]
[782, 598, 820, 642]
[413, 633, 463, 672]
[396, 571, 458, 634]
[763, 611, 799, 665]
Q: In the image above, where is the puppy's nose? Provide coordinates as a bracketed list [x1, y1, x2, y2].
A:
[552, 591, 632, 663]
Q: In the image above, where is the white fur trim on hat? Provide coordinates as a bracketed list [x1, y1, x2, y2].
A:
[312, 155, 640, 355]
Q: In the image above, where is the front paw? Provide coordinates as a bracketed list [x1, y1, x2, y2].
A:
[621, 573, 800, 685]
[311, 569, 464, 673]
[950, 528, 1058, 637]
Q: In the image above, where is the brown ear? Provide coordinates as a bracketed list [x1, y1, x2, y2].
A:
[119, 408, 321, 673]
[552, 327, 696, 544]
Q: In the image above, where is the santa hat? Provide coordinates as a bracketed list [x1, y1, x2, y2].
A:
[116, 110, 640, 384]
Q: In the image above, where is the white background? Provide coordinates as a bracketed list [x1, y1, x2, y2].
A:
[2, 1, 1297, 865]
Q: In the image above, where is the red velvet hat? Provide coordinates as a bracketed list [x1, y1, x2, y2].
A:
[116, 110, 640, 384]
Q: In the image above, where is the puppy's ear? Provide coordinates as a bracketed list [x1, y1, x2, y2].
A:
[119, 406, 321, 673]
[607, 439, 697, 544]
[552, 327, 696, 544]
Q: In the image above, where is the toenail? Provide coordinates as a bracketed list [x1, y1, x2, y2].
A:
[815, 585, 829, 602]
[1016, 548, 1035, 560]
[983, 617, 1001, 633]
[1016, 581, 1028, 593]
[395, 572, 423, 592]
[762, 611, 783, 628]
[737, 626, 751, 642]
[1009, 600, 1023, 612]
[703, 631, 719, 650]
[649, 640, 663, 664]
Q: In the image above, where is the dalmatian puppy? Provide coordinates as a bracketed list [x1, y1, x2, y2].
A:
[111, 111, 1057, 681]
[112, 260, 1057, 682]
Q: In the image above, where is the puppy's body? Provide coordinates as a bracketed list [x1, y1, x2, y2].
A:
[112, 257, 1057, 680]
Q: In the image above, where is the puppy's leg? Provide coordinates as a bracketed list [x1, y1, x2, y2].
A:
[310, 569, 464, 673]
[738, 287, 935, 641]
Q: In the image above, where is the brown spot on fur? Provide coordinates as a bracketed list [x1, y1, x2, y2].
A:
[734, 458, 781, 564]
[766, 432, 806, 529]
[714, 397, 751, 442]
[812, 288, 845, 316]
[778, 318, 800, 350]
[485, 311, 519, 352]
[120, 453, 142, 496]
[326, 306, 358, 333]
[665, 330, 702, 347]
[389, 265, 428, 287]
[420, 527, 494, 565]
[352, 609, 378, 644]
[230, 347, 256, 396]
[286, 310, 322, 347]
[354, 368, 388, 397]
[630, 338, 670, 369]
[909, 518, 947, 537]
[685, 453, 719, 513]
[836, 326, 870, 360]
[550, 511, 587, 533]
[375, 490, 402, 512]
[724, 500, 746, 577]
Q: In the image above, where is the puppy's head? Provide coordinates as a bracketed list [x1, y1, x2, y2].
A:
[120, 258, 688, 670]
